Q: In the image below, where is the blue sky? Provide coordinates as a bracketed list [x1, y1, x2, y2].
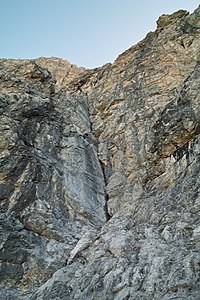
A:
[0, 1, 199, 68]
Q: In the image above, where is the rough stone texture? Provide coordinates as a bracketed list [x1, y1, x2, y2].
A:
[35, 57, 85, 91]
[0, 6, 200, 300]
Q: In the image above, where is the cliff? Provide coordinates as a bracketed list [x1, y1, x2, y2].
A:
[0, 6, 200, 300]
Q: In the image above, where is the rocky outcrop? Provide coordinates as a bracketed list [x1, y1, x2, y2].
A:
[0, 6, 200, 300]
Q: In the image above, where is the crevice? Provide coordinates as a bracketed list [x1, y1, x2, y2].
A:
[104, 192, 111, 221]
[99, 161, 112, 221]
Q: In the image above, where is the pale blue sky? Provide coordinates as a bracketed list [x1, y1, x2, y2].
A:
[0, 1, 199, 68]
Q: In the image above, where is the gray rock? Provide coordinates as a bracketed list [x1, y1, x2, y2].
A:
[0, 6, 200, 300]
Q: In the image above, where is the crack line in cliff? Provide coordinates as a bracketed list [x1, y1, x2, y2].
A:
[99, 161, 112, 221]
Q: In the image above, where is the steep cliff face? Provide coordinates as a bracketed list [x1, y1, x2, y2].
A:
[0, 7, 200, 300]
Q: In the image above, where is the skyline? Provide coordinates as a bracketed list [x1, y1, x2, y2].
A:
[1, 1, 199, 68]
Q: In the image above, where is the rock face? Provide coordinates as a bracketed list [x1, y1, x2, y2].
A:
[0, 6, 200, 300]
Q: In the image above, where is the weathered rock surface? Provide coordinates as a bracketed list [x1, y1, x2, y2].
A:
[0, 6, 200, 300]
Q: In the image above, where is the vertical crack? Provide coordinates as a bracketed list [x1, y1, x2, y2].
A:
[99, 161, 112, 221]
[84, 92, 112, 222]
[104, 192, 111, 221]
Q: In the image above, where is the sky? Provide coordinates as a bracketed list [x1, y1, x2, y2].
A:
[0, 1, 199, 68]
